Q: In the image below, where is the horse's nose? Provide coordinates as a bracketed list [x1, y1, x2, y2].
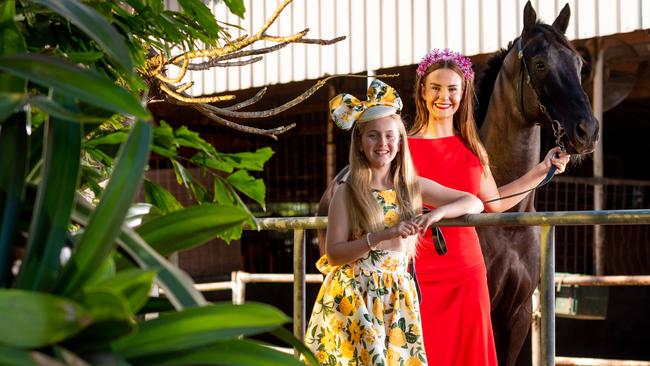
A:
[573, 119, 600, 151]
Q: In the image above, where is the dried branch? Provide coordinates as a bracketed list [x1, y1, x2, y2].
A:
[223, 87, 267, 111]
[188, 42, 290, 71]
[201, 74, 400, 119]
[142, 0, 356, 138]
[213, 57, 263, 67]
[192, 104, 295, 140]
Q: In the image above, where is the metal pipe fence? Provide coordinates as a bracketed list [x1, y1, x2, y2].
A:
[195, 209, 650, 365]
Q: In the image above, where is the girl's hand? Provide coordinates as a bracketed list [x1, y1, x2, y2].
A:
[388, 220, 421, 239]
[413, 209, 445, 235]
[543, 147, 571, 174]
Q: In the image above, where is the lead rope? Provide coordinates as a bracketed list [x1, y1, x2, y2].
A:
[483, 121, 566, 204]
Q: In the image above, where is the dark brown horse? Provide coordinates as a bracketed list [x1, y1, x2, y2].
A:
[317, 2, 599, 366]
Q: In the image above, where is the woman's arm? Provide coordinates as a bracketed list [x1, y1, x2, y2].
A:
[325, 186, 419, 266]
[415, 177, 484, 232]
[479, 147, 570, 213]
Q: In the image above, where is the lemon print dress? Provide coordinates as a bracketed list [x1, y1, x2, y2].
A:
[305, 189, 427, 366]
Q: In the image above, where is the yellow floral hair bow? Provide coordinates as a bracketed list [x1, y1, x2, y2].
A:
[329, 79, 403, 130]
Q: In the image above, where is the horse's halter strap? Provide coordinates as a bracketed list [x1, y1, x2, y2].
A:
[483, 39, 563, 205]
[515, 38, 566, 152]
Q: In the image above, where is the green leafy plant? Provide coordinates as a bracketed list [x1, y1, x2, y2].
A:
[0, 0, 318, 364]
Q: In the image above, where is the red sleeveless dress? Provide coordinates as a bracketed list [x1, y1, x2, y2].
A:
[408, 136, 498, 366]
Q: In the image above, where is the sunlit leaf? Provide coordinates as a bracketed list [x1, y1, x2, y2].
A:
[135, 204, 249, 255]
[223, 0, 246, 18]
[227, 170, 266, 210]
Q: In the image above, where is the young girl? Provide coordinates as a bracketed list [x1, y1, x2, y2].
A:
[304, 80, 484, 366]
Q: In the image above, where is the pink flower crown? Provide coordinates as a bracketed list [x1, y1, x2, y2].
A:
[416, 48, 474, 80]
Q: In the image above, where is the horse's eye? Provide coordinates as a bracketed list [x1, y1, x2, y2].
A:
[535, 61, 545, 72]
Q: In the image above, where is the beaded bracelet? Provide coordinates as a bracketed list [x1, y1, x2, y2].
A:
[365, 232, 374, 250]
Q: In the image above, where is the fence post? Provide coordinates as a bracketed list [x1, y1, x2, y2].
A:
[531, 287, 541, 366]
[540, 225, 556, 366]
[592, 44, 605, 275]
[293, 228, 306, 353]
[232, 271, 245, 305]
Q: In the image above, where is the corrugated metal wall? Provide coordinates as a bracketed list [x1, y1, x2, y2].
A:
[166, 0, 650, 95]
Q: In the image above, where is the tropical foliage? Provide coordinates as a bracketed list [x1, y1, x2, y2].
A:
[0, 0, 317, 364]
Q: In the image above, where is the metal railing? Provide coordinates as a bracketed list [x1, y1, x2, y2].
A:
[195, 210, 650, 365]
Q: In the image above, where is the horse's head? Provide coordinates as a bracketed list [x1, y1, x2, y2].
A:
[517, 1, 600, 154]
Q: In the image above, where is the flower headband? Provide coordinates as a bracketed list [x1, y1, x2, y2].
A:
[416, 48, 474, 80]
[329, 79, 402, 131]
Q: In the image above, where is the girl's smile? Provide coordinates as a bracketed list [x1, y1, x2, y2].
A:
[421, 68, 463, 121]
[360, 116, 400, 169]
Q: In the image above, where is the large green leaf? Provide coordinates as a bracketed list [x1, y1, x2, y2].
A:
[0, 53, 149, 120]
[176, 0, 220, 41]
[227, 169, 266, 209]
[115, 229, 207, 310]
[0, 0, 26, 93]
[135, 204, 249, 255]
[111, 302, 289, 358]
[85, 268, 156, 314]
[71, 197, 206, 310]
[32, 0, 134, 73]
[220, 147, 274, 172]
[223, 0, 246, 18]
[130, 339, 304, 366]
[142, 179, 183, 214]
[55, 120, 151, 296]
[30, 96, 108, 123]
[0, 115, 27, 286]
[15, 116, 82, 291]
[81, 289, 132, 323]
[0, 289, 92, 348]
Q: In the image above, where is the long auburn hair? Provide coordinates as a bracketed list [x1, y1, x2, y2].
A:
[345, 114, 422, 258]
[410, 62, 489, 169]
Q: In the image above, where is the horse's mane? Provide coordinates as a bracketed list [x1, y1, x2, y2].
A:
[475, 40, 518, 129]
[475, 22, 578, 128]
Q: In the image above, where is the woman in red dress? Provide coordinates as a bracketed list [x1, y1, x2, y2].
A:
[408, 49, 571, 365]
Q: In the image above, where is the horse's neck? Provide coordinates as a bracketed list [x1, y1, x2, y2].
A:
[480, 54, 541, 211]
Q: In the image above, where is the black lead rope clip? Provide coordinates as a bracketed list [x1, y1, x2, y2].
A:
[421, 207, 448, 256]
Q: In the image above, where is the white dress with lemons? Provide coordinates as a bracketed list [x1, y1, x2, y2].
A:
[304, 189, 427, 366]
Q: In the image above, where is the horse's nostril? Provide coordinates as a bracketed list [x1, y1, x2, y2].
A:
[575, 122, 589, 142]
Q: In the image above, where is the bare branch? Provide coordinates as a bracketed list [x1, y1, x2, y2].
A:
[214, 57, 263, 67]
[168, 0, 294, 64]
[223, 87, 267, 111]
[199, 73, 400, 119]
[295, 36, 347, 45]
[188, 42, 290, 71]
[193, 104, 295, 140]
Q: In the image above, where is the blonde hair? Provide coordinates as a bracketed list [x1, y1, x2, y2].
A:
[345, 114, 422, 258]
[411, 61, 489, 169]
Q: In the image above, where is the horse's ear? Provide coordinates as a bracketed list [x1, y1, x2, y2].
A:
[552, 4, 571, 34]
[523, 1, 537, 36]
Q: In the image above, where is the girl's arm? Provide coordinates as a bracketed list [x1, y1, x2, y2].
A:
[325, 186, 419, 266]
[479, 147, 570, 212]
[415, 177, 484, 232]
